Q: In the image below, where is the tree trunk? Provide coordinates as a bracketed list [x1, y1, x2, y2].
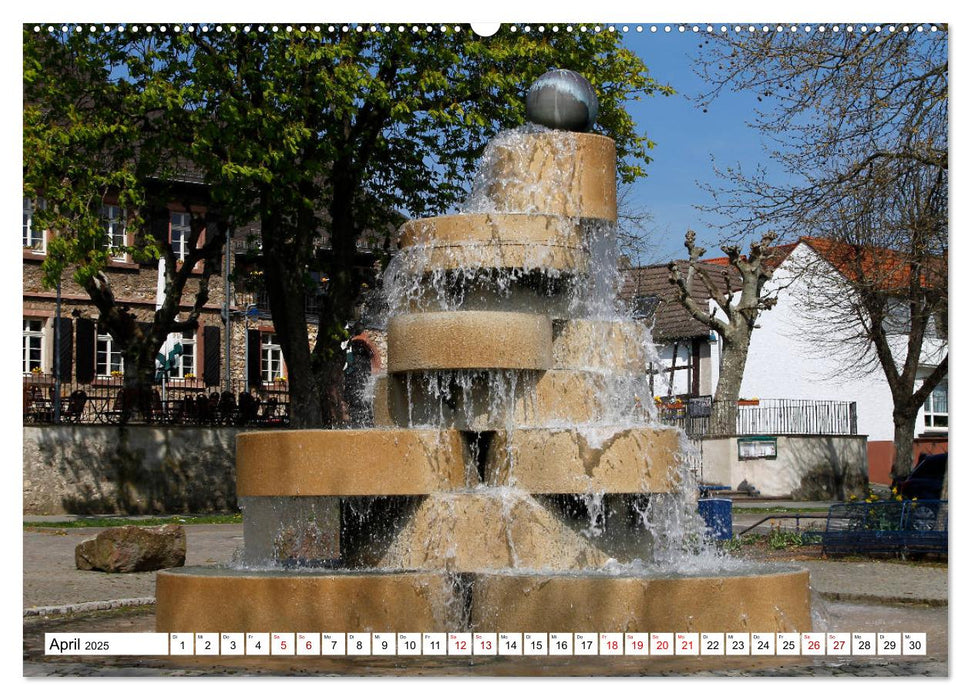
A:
[281, 342, 324, 429]
[668, 232, 777, 438]
[122, 342, 160, 424]
[711, 337, 745, 435]
[262, 250, 324, 430]
[312, 303, 353, 427]
[314, 356, 348, 426]
[935, 467, 948, 530]
[890, 407, 920, 481]
[311, 168, 366, 427]
[258, 191, 326, 429]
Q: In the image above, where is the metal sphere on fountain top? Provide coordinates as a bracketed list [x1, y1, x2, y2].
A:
[157, 71, 813, 643]
[526, 69, 599, 132]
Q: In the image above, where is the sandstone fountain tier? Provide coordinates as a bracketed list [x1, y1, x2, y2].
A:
[157, 567, 811, 634]
[397, 214, 590, 274]
[157, 81, 811, 643]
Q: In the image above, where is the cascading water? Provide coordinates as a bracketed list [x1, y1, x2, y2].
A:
[375, 121, 724, 575]
[156, 69, 812, 639]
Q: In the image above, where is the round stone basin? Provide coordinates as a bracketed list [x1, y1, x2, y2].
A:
[156, 566, 811, 635]
[156, 568, 462, 633]
[482, 131, 617, 221]
[470, 567, 812, 633]
[486, 426, 681, 494]
[397, 214, 589, 274]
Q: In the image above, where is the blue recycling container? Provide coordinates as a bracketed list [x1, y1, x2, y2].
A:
[697, 498, 733, 540]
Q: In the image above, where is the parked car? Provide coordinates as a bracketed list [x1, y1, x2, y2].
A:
[893, 452, 947, 500]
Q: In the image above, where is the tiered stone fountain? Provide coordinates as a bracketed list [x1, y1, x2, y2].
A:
[157, 70, 810, 636]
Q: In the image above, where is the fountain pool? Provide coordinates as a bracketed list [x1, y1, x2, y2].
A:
[156, 70, 810, 639]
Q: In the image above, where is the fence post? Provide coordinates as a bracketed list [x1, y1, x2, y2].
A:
[849, 402, 858, 435]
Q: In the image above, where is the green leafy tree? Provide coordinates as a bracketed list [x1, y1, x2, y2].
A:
[25, 25, 671, 427]
[24, 30, 230, 416]
[174, 26, 671, 428]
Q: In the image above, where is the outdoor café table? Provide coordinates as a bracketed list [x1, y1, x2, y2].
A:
[25, 397, 53, 423]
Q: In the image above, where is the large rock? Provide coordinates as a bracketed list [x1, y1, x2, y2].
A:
[75, 524, 186, 573]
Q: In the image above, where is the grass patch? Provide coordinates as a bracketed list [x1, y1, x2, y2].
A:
[722, 530, 817, 553]
[768, 529, 806, 549]
[24, 513, 242, 529]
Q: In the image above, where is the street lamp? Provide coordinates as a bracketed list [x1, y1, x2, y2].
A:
[243, 303, 258, 394]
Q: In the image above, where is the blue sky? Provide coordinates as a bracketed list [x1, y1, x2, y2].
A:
[617, 29, 777, 265]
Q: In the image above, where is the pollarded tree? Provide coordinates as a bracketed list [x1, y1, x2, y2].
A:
[694, 25, 948, 477]
[668, 230, 779, 434]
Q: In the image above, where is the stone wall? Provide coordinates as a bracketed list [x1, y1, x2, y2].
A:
[23, 425, 242, 515]
[699, 434, 869, 500]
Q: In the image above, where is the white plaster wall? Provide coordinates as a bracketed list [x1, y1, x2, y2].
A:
[708, 243, 945, 442]
[700, 435, 868, 498]
[697, 437, 733, 486]
[697, 340, 714, 396]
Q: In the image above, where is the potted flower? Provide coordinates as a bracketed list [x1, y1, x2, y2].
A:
[655, 396, 684, 410]
[26, 366, 49, 384]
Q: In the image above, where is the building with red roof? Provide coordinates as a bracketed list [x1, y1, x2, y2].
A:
[622, 237, 947, 486]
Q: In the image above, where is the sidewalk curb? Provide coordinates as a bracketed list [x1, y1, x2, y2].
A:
[24, 597, 155, 617]
[816, 592, 947, 608]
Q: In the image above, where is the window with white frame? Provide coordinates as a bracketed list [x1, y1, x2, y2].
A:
[23, 319, 45, 374]
[96, 331, 123, 377]
[101, 205, 126, 260]
[170, 212, 191, 262]
[23, 197, 46, 251]
[261, 332, 285, 383]
[923, 378, 948, 430]
[174, 330, 196, 378]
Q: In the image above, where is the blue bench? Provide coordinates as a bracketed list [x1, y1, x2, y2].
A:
[821, 500, 947, 557]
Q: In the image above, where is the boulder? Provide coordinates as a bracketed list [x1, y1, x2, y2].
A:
[75, 524, 186, 573]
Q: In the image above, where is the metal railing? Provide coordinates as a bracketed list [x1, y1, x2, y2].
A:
[234, 287, 323, 318]
[22, 376, 290, 427]
[659, 397, 858, 437]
